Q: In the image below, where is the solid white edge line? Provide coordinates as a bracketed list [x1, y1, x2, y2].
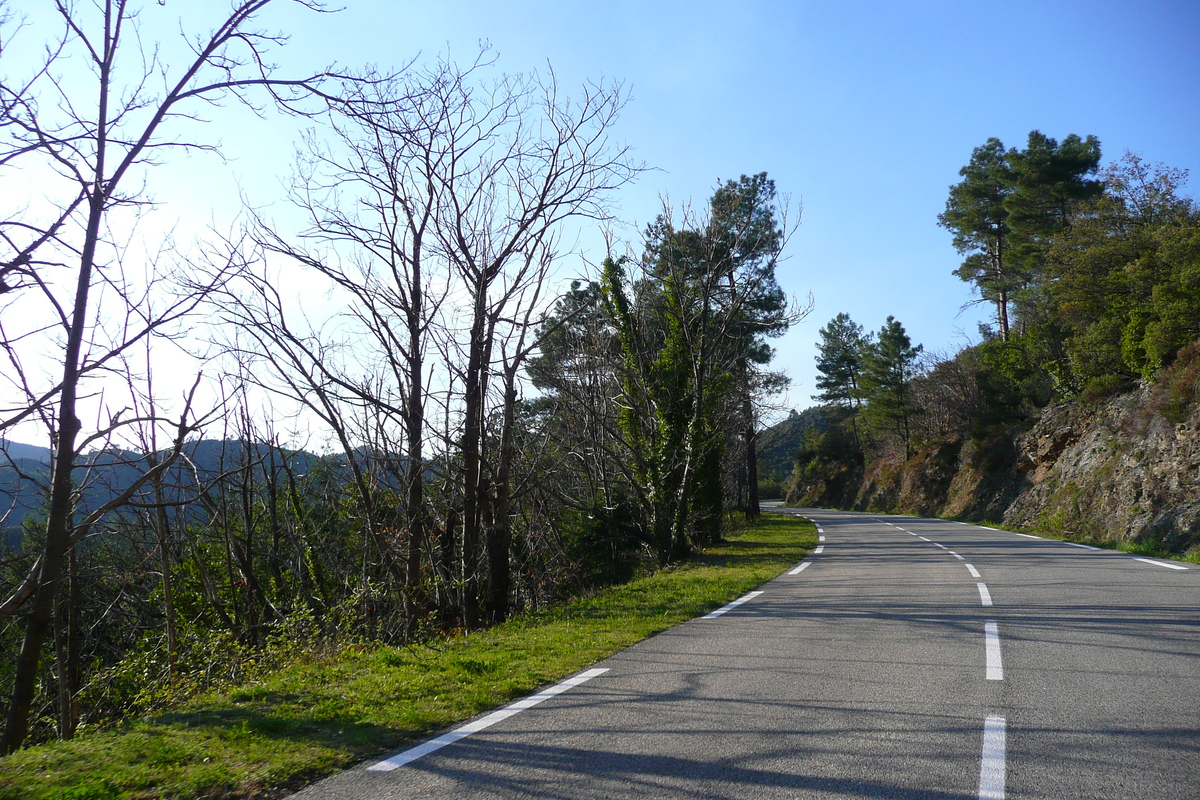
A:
[788, 562, 811, 575]
[978, 715, 1006, 799]
[814, 545, 825, 554]
[1133, 557, 1189, 570]
[977, 583, 993, 607]
[702, 590, 765, 619]
[966, 564, 982, 578]
[985, 621, 1003, 680]
[368, 668, 610, 771]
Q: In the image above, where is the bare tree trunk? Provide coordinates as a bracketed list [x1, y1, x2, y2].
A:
[54, 547, 80, 740]
[486, 377, 519, 623]
[151, 475, 178, 686]
[2, 182, 99, 754]
[459, 296, 493, 630]
[744, 395, 760, 520]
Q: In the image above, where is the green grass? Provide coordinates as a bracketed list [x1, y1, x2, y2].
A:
[0, 514, 814, 800]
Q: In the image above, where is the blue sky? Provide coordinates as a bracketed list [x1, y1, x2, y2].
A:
[259, 0, 1198, 414]
[11, 0, 1199, 427]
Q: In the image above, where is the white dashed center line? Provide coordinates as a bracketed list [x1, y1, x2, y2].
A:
[978, 715, 1006, 798]
[1064, 542, 1101, 551]
[1014, 533, 1041, 539]
[818, 535, 825, 542]
[977, 583, 994, 607]
[984, 621, 1003, 680]
[966, 564, 981, 578]
[814, 545, 824, 554]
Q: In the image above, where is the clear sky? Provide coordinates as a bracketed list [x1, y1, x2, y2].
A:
[241, 0, 1200, 416]
[10, 0, 1200, 428]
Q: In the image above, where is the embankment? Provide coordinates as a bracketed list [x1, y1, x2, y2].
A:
[787, 381, 1200, 554]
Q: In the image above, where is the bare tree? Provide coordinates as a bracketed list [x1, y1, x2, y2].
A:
[219, 54, 639, 631]
[0, 0, 351, 752]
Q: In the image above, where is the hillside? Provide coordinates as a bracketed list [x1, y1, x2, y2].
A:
[756, 407, 829, 482]
[0, 440, 326, 546]
[786, 374, 1200, 555]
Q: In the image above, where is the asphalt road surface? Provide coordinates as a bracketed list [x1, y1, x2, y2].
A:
[290, 507, 1200, 799]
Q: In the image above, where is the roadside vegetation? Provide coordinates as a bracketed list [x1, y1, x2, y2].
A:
[0, 514, 814, 800]
[0, 0, 807, 757]
[785, 132, 1199, 552]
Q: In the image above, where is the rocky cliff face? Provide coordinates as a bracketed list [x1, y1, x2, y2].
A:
[787, 380, 1200, 555]
[1004, 384, 1200, 551]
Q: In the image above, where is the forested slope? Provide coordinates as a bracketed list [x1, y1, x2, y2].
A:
[787, 134, 1200, 555]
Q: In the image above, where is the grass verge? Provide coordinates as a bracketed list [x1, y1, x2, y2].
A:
[0, 514, 814, 800]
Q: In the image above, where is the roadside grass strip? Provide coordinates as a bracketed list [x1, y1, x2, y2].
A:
[0, 515, 816, 800]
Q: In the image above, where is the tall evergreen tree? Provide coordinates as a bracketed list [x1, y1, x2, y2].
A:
[814, 313, 870, 408]
[939, 138, 1018, 339]
[1005, 131, 1103, 320]
[860, 317, 923, 460]
[940, 132, 1103, 341]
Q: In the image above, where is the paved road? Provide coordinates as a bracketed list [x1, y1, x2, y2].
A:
[291, 508, 1200, 799]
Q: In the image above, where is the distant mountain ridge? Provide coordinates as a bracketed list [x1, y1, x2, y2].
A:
[0, 439, 51, 464]
[1, 439, 329, 545]
[756, 407, 830, 482]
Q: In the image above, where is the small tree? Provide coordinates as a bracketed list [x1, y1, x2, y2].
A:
[860, 316, 923, 460]
[813, 312, 870, 448]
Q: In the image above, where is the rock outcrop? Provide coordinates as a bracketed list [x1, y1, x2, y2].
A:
[787, 381, 1200, 555]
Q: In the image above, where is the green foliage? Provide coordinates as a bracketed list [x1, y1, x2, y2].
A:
[813, 313, 870, 407]
[755, 407, 831, 481]
[940, 131, 1104, 340]
[1157, 340, 1200, 423]
[0, 516, 815, 800]
[859, 316, 923, 457]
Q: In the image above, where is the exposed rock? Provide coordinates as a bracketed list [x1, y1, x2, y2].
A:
[788, 380, 1200, 555]
[1004, 383, 1200, 551]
